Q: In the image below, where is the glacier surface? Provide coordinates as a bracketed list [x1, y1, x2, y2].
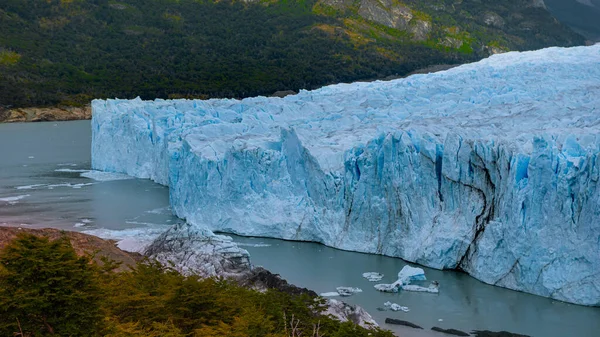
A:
[92, 45, 600, 306]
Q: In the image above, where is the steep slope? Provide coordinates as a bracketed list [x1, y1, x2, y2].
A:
[91, 45, 600, 306]
[0, 0, 583, 109]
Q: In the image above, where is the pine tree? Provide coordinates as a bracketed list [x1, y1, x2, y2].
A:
[0, 233, 103, 336]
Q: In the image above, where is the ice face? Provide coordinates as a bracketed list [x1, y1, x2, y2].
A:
[92, 45, 600, 306]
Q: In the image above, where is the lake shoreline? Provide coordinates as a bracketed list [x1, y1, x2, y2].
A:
[0, 106, 91, 123]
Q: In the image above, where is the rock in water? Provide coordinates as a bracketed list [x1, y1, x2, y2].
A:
[470, 331, 530, 337]
[92, 45, 600, 306]
[384, 318, 423, 329]
[431, 327, 470, 336]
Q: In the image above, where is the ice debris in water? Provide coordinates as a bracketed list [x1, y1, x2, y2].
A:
[362, 272, 384, 282]
[384, 301, 410, 312]
[402, 281, 440, 294]
[336, 287, 363, 297]
[320, 287, 362, 297]
[91, 45, 600, 306]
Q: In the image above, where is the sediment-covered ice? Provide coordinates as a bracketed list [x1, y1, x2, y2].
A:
[92, 45, 600, 306]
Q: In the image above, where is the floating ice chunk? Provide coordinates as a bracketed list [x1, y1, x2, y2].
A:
[47, 183, 94, 189]
[80, 170, 133, 181]
[335, 287, 363, 296]
[235, 242, 272, 248]
[362, 272, 384, 282]
[374, 283, 400, 293]
[146, 207, 171, 214]
[384, 301, 410, 312]
[0, 194, 30, 204]
[402, 281, 439, 293]
[16, 184, 46, 190]
[55, 169, 90, 173]
[320, 292, 340, 297]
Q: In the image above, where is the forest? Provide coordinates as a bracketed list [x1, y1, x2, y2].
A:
[0, 0, 584, 108]
[0, 232, 395, 337]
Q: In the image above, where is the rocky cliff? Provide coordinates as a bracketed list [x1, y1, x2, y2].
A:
[0, 106, 91, 123]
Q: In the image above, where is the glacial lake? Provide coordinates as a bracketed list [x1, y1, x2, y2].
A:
[1, 120, 599, 337]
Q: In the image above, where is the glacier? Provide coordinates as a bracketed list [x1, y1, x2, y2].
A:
[92, 45, 600, 306]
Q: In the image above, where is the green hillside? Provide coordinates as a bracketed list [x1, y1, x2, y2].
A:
[0, 0, 584, 108]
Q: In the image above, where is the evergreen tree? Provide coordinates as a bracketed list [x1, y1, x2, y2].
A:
[0, 233, 103, 336]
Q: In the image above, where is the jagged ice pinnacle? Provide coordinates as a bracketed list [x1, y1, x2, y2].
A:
[92, 45, 600, 306]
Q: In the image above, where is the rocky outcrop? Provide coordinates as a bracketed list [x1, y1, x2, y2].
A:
[0, 226, 140, 272]
[143, 222, 379, 328]
[239, 266, 318, 296]
[325, 299, 379, 328]
[144, 223, 252, 278]
[483, 12, 505, 28]
[0, 106, 91, 123]
[318, 0, 431, 41]
[356, 0, 413, 30]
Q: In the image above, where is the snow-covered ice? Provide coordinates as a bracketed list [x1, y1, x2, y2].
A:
[92, 45, 600, 306]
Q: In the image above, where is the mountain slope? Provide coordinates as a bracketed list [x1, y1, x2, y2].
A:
[0, 0, 584, 108]
[544, 0, 600, 41]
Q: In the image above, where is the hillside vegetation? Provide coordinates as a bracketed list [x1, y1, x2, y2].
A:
[0, 0, 583, 108]
[0, 232, 394, 337]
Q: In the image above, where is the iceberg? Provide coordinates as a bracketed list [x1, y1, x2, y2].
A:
[374, 265, 427, 292]
[91, 45, 600, 306]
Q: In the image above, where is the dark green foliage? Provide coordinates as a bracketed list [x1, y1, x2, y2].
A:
[0, 233, 102, 336]
[0, 0, 583, 108]
[0, 233, 394, 337]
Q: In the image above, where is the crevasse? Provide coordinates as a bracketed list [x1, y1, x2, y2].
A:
[92, 45, 600, 306]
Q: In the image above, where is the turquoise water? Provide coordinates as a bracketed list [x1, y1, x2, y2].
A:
[1, 121, 599, 336]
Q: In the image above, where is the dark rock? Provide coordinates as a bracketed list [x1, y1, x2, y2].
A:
[384, 318, 423, 329]
[238, 266, 318, 297]
[270, 90, 297, 98]
[471, 330, 530, 337]
[432, 326, 470, 336]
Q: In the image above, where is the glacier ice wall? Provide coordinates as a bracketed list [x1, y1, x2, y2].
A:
[92, 45, 600, 306]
